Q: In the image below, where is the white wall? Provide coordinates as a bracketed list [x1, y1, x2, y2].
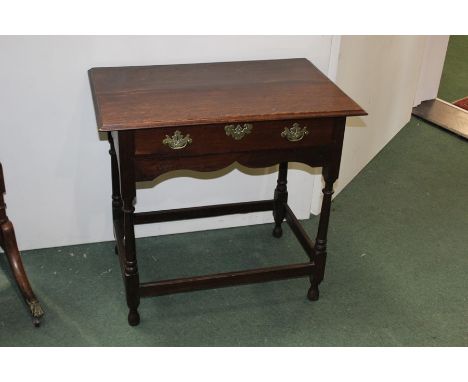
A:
[413, 36, 449, 106]
[0, 36, 335, 250]
[309, 36, 432, 207]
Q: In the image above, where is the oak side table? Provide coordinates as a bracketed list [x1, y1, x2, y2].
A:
[89, 58, 366, 326]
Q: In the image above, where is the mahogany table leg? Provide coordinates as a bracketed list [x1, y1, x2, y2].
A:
[0, 163, 44, 327]
[118, 133, 141, 326]
[0, 222, 44, 326]
[308, 166, 337, 301]
[272, 162, 288, 238]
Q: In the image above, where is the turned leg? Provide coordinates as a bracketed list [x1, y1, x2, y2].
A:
[272, 162, 288, 238]
[308, 167, 337, 301]
[108, 132, 122, 255]
[121, 198, 140, 326]
[118, 132, 141, 326]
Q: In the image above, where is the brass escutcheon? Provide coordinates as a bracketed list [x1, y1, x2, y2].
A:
[281, 123, 309, 142]
[162, 130, 193, 149]
[224, 123, 253, 140]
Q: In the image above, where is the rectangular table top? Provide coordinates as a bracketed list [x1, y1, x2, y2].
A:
[89, 58, 366, 132]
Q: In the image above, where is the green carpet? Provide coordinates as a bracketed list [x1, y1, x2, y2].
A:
[0, 117, 467, 346]
[438, 35, 468, 102]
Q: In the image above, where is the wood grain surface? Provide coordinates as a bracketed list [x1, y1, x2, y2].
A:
[89, 58, 366, 131]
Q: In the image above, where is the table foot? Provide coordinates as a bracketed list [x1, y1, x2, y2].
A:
[307, 285, 319, 301]
[114, 244, 118, 255]
[28, 299, 44, 327]
[272, 225, 283, 238]
[128, 309, 140, 326]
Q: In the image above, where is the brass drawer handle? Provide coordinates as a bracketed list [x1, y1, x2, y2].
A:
[281, 123, 309, 142]
[162, 130, 192, 150]
[225, 123, 253, 140]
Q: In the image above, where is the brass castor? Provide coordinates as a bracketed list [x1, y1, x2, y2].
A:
[29, 300, 44, 327]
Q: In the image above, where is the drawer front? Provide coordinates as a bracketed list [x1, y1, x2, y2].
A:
[134, 118, 336, 158]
